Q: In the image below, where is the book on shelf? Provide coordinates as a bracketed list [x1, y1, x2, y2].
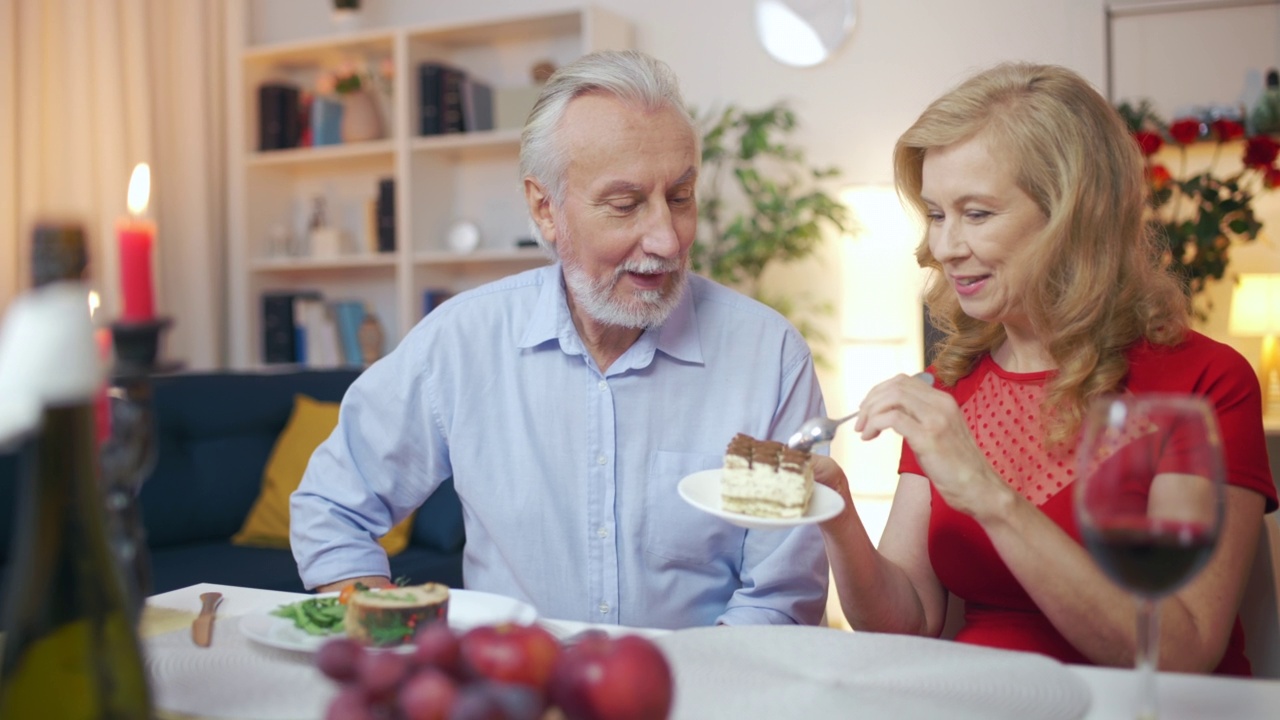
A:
[331, 300, 367, 366]
[262, 289, 322, 365]
[363, 198, 379, 253]
[418, 62, 448, 135]
[262, 292, 300, 364]
[258, 83, 301, 150]
[422, 289, 455, 317]
[311, 96, 343, 146]
[376, 178, 395, 252]
[461, 78, 494, 132]
[295, 296, 342, 368]
[439, 65, 466, 134]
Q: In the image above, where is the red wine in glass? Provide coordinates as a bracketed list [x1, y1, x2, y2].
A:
[1081, 520, 1217, 598]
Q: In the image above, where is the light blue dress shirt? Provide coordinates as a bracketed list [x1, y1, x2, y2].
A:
[291, 263, 829, 628]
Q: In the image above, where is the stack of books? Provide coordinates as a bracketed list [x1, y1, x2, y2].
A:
[261, 292, 369, 367]
[418, 62, 494, 135]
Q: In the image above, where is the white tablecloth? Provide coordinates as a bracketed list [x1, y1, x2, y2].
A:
[144, 584, 1280, 720]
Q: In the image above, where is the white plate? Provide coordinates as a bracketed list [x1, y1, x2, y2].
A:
[677, 468, 845, 530]
[238, 588, 538, 654]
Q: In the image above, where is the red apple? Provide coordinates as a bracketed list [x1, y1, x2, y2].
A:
[458, 622, 563, 690]
[547, 631, 674, 720]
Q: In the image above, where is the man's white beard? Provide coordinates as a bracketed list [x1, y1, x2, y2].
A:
[562, 249, 688, 330]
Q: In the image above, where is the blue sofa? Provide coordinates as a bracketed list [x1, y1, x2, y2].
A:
[0, 369, 465, 596]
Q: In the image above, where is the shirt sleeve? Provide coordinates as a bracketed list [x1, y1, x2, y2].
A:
[290, 327, 448, 589]
[718, 337, 830, 625]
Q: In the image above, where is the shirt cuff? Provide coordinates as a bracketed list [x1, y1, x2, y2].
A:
[298, 548, 390, 591]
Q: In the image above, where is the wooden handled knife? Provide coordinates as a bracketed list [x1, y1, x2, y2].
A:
[191, 592, 223, 647]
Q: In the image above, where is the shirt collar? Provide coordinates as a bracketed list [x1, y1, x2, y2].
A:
[516, 264, 704, 366]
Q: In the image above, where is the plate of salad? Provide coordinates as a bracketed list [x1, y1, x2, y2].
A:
[238, 587, 538, 654]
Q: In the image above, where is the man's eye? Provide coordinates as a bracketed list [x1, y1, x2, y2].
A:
[670, 193, 694, 206]
[610, 202, 638, 213]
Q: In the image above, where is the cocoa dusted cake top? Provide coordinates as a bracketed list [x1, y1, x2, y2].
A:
[725, 432, 809, 467]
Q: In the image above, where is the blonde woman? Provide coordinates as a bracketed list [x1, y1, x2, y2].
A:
[817, 62, 1276, 674]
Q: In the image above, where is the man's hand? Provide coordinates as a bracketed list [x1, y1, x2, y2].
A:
[316, 575, 394, 594]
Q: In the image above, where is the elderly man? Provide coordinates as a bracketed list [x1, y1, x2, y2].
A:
[290, 49, 828, 628]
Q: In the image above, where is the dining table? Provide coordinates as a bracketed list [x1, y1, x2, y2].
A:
[142, 583, 1280, 720]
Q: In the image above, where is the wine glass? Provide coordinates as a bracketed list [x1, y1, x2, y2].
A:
[1075, 393, 1226, 720]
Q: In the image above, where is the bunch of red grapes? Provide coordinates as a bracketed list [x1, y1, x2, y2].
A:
[316, 621, 675, 720]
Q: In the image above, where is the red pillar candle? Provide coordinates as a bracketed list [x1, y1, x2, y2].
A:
[118, 163, 155, 322]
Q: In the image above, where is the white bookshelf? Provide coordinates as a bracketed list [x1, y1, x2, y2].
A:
[224, 4, 633, 368]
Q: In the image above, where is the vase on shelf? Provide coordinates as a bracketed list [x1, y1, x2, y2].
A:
[341, 89, 383, 143]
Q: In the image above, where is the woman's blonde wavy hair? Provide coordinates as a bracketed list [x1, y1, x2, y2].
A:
[893, 62, 1188, 447]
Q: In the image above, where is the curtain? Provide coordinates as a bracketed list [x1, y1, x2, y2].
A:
[0, 0, 225, 369]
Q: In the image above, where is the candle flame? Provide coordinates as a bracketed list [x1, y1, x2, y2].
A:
[127, 163, 151, 216]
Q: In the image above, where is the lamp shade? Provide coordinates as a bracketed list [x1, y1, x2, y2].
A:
[1228, 274, 1280, 337]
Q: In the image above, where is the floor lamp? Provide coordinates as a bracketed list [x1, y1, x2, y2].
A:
[1229, 274, 1280, 420]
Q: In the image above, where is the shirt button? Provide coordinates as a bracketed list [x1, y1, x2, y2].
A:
[597, 527, 608, 539]
[598, 603, 610, 614]
[597, 455, 607, 465]
[598, 380, 608, 390]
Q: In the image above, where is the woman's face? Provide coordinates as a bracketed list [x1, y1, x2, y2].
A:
[920, 133, 1048, 330]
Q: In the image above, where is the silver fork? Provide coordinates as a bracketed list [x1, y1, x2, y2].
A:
[786, 372, 934, 451]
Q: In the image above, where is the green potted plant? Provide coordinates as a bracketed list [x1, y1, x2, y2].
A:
[693, 103, 849, 348]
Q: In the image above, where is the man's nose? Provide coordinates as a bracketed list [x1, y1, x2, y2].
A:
[639, 203, 681, 258]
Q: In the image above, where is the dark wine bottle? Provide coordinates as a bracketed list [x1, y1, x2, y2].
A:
[0, 224, 153, 718]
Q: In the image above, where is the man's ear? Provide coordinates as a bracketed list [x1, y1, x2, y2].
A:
[524, 177, 557, 247]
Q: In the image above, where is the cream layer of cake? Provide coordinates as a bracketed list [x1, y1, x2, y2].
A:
[721, 433, 813, 518]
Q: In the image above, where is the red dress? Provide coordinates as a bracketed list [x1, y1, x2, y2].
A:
[899, 331, 1278, 675]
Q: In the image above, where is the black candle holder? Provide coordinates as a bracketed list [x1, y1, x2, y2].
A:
[100, 316, 173, 618]
[110, 317, 173, 379]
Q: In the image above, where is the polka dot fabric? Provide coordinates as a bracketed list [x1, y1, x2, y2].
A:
[960, 370, 1076, 506]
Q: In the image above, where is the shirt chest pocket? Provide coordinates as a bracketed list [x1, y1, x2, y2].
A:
[643, 450, 746, 565]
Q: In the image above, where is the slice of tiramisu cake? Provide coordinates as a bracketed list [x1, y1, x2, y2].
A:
[721, 433, 814, 518]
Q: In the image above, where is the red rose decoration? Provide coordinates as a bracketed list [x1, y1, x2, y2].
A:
[1167, 118, 1202, 145]
[1147, 164, 1172, 191]
[1244, 135, 1280, 169]
[1210, 119, 1245, 143]
[1133, 131, 1163, 156]
[1265, 167, 1280, 190]
[1114, 99, 1273, 319]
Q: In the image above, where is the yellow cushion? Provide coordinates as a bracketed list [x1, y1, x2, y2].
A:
[232, 393, 414, 556]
